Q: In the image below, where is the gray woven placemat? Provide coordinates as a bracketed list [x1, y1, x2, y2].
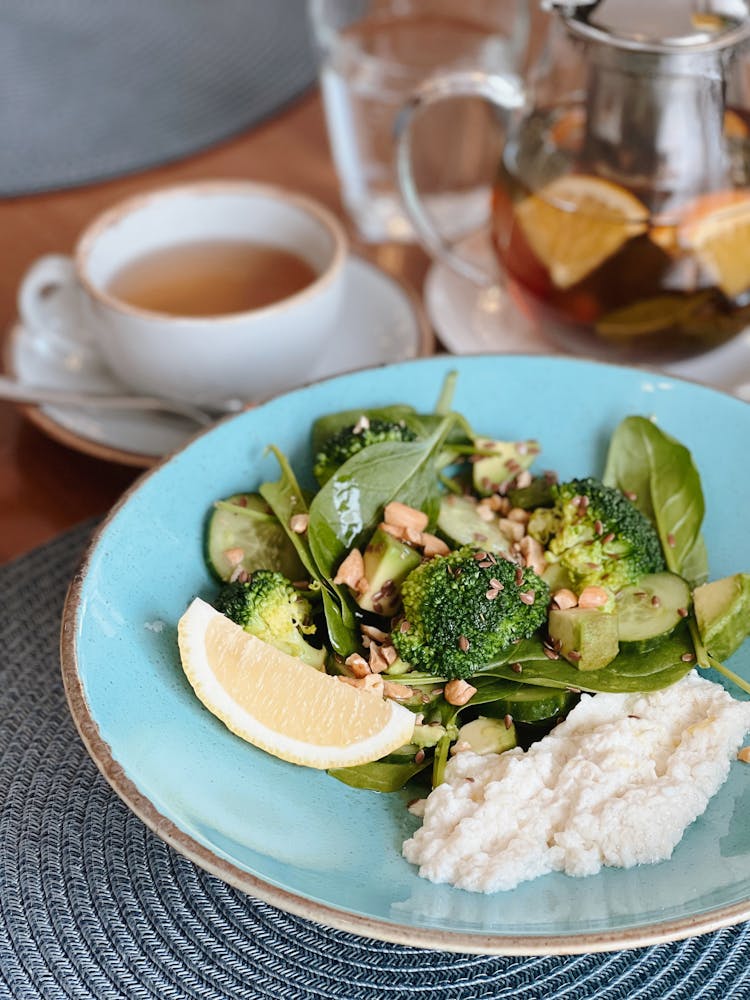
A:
[2, 522, 750, 999]
[0, 0, 316, 197]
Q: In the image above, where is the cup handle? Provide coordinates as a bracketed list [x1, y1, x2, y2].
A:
[17, 254, 99, 369]
[395, 70, 526, 285]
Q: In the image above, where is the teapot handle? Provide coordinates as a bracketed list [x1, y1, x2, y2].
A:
[395, 71, 526, 285]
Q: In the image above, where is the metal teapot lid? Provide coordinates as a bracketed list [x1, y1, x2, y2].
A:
[549, 0, 750, 52]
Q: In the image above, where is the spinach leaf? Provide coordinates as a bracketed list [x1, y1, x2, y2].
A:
[680, 535, 709, 590]
[260, 446, 358, 656]
[311, 405, 420, 456]
[468, 676, 550, 708]
[328, 758, 429, 792]
[603, 416, 708, 586]
[434, 369, 458, 415]
[307, 414, 457, 580]
[602, 416, 707, 584]
[432, 733, 452, 788]
[472, 637, 553, 673]
[258, 446, 319, 580]
[478, 626, 695, 693]
[310, 372, 463, 463]
[320, 587, 358, 658]
[602, 417, 750, 695]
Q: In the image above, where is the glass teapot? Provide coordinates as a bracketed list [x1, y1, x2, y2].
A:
[396, 0, 750, 362]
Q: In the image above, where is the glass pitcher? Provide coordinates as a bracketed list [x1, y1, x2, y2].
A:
[397, 0, 750, 362]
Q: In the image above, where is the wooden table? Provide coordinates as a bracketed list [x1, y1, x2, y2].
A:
[0, 93, 432, 563]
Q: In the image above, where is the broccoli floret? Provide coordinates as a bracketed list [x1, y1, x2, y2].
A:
[391, 547, 549, 680]
[528, 477, 664, 593]
[313, 418, 417, 485]
[214, 571, 326, 669]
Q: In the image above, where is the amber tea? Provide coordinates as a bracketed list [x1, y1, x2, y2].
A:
[106, 241, 318, 317]
[491, 104, 750, 362]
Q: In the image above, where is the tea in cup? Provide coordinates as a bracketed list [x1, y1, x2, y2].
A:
[18, 181, 348, 404]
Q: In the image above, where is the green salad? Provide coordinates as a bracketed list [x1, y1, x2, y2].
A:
[199, 373, 750, 791]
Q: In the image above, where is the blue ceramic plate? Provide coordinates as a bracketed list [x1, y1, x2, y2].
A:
[61, 355, 750, 954]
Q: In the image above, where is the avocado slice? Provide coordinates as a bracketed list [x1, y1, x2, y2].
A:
[472, 439, 539, 496]
[357, 527, 421, 616]
[693, 573, 750, 661]
[548, 606, 619, 672]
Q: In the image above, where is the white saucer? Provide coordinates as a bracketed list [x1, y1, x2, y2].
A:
[6, 255, 433, 467]
[426, 244, 750, 396]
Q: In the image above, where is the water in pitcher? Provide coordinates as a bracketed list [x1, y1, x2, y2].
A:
[320, 11, 518, 242]
[492, 102, 750, 362]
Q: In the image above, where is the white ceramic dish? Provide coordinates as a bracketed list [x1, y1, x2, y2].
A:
[5, 255, 433, 467]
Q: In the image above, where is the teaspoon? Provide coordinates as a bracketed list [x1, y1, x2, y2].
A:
[0, 375, 246, 427]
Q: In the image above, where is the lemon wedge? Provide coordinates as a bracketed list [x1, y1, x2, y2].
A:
[177, 598, 415, 769]
[514, 175, 649, 290]
[680, 191, 750, 298]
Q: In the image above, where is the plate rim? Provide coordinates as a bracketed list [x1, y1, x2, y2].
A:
[5, 253, 434, 469]
[60, 353, 750, 955]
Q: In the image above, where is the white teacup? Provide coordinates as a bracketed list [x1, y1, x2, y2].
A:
[18, 181, 348, 404]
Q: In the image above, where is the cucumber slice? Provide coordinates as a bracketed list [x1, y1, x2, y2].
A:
[437, 494, 512, 556]
[616, 572, 691, 652]
[480, 683, 575, 724]
[205, 493, 306, 582]
[381, 743, 422, 764]
[457, 717, 517, 755]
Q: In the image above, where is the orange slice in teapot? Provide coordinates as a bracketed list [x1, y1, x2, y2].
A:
[514, 175, 649, 290]
[680, 190, 750, 298]
[724, 109, 749, 140]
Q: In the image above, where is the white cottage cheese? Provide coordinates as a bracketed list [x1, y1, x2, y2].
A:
[403, 672, 750, 893]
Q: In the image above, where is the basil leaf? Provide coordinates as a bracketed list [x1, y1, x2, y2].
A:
[328, 759, 429, 792]
[603, 416, 708, 585]
[479, 626, 695, 693]
[307, 415, 457, 580]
